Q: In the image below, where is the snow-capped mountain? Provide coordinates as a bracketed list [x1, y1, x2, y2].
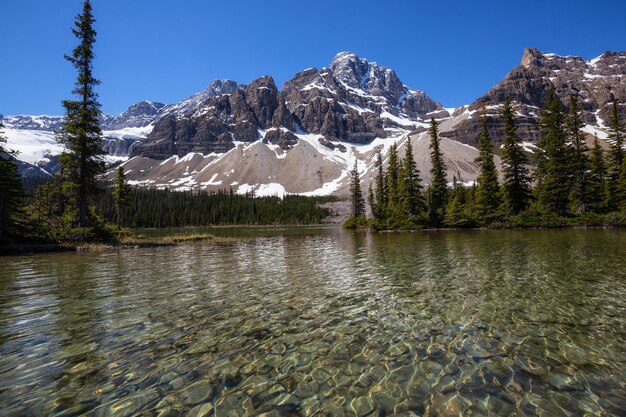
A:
[2, 49, 624, 194]
[130, 52, 445, 159]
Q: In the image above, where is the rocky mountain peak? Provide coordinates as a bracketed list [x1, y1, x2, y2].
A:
[103, 100, 166, 130]
[126, 101, 165, 116]
[330, 51, 404, 103]
[329, 52, 368, 87]
[203, 79, 241, 97]
[521, 47, 543, 67]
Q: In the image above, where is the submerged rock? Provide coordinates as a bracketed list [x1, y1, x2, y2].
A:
[463, 341, 492, 359]
[515, 356, 548, 377]
[187, 402, 213, 417]
[179, 380, 214, 405]
[94, 390, 158, 417]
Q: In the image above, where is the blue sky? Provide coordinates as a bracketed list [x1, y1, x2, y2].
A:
[1, 0, 625, 115]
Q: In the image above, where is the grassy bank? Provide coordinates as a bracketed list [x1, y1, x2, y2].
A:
[0, 230, 238, 256]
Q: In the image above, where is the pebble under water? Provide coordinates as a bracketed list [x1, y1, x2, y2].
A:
[0, 228, 625, 416]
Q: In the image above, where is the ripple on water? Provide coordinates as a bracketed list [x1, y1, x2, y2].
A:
[0, 228, 625, 416]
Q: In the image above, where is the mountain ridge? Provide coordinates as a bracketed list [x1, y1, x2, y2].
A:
[2, 48, 625, 193]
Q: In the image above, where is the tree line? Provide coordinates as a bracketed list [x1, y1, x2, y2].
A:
[346, 91, 626, 229]
[95, 187, 334, 228]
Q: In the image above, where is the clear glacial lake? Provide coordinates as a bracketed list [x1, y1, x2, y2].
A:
[0, 228, 625, 417]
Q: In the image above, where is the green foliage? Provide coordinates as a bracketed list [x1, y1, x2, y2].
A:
[96, 187, 334, 227]
[607, 99, 626, 210]
[500, 95, 531, 214]
[385, 142, 400, 213]
[343, 215, 367, 229]
[607, 99, 625, 179]
[492, 203, 568, 228]
[57, 0, 105, 227]
[444, 178, 478, 228]
[588, 136, 608, 212]
[444, 195, 478, 228]
[567, 95, 591, 213]
[26, 181, 116, 244]
[112, 166, 131, 229]
[397, 138, 425, 217]
[535, 87, 572, 216]
[474, 112, 501, 219]
[0, 122, 26, 241]
[604, 211, 626, 227]
[428, 118, 448, 225]
[617, 158, 626, 211]
[372, 148, 386, 219]
[367, 213, 428, 231]
[349, 160, 365, 218]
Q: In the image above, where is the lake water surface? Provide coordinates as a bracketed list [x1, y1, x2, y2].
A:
[0, 228, 625, 416]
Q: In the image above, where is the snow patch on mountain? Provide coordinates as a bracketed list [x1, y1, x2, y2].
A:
[3, 129, 62, 164]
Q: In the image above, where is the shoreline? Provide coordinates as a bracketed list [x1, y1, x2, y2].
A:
[0, 224, 338, 256]
[3, 223, 622, 256]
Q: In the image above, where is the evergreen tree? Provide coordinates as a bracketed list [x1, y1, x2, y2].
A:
[349, 160, 365, 218]
[474, 112, 501, 218]
[443, 175, 476, 228]
[0, 122, 25, 239]
[112, 166, 131, 230]
[428, 118, 448, 225]
[607, 99, 625, 210]
[500, 95, 531, 214]
[617, 158, 626, 211]
[398, 137, 425, 216]
[386, 142, 400, 213]
[567, 95, 591, 213]
[96, 188, 334, 227]
[535, 87, 572, 216]
[373, 148, 386, 219]
[367, 183, 375, 217]
[588, 136, 608, 213]
[57, 0, 105, 227]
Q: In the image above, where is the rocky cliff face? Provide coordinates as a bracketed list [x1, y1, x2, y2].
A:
[131, 76, 296, 159]
[442, 48, 626, 146]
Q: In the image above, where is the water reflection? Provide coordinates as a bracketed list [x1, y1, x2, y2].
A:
[0, 229, 624, 416]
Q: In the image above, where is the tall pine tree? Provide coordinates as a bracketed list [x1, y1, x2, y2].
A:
[386, 142, 400, 214]
[535, 87, 572, 216]
[112, 166, 131, 230]
[474, 112, 501, 219]
[428, 118, 448, 225]
[367, 183, 375, 218]
[500, 95, 531, 214]
[398, 137, 425, 216]
[607, 99, 625, 210]
[348, 160, 365, 218]
[567, 95, 591, 213]
[373, 148, 386, 220]
[57, 0, 105, 227]
[617, 158, 626, 211]
[588, 136, 608, 213]
[0, 122, 25, 240]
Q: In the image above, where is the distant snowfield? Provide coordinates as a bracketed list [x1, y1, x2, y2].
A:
[4, 127, 134, 166]
[3, 129, 62, 164]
